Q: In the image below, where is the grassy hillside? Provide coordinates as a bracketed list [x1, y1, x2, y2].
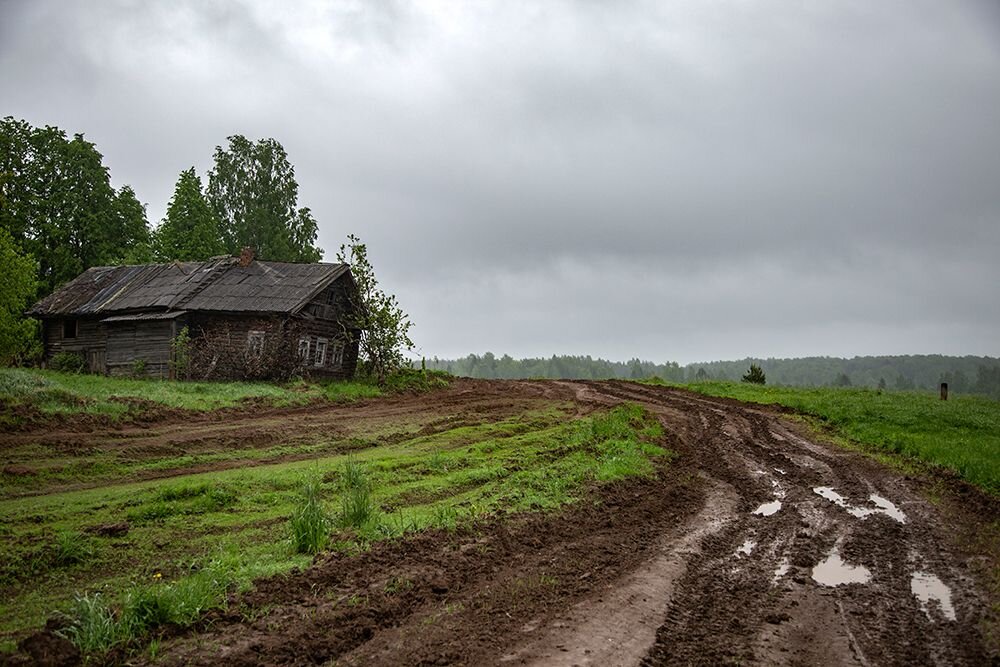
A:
[667, 381, 1000, 495]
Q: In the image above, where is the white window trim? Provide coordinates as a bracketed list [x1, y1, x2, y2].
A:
[314, 337, 327, 367]
[331, 341, 345, 366]
[297, 337, 310, 361]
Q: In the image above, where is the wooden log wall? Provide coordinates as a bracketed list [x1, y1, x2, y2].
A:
[106, 321, 173, 379]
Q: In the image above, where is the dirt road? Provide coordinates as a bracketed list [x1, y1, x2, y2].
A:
[32, 380, 999, 665]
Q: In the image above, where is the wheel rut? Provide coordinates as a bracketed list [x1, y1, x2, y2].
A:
[116, 379, 995, 666]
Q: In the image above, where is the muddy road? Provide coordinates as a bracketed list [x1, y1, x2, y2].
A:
[26, 380, 998, 665]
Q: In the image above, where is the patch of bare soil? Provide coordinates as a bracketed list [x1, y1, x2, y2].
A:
[7, 379, 997, 666]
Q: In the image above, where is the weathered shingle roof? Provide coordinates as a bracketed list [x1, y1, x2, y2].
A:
[28, 258, 350, 317]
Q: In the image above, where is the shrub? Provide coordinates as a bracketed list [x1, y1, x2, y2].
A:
[131, 359, 147, 377]
[290, 475, 329, 554]
[49, 351, 86, 373]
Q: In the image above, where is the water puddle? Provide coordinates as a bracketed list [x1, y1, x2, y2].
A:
[736, 539, 755, 557]
[773, 468, 786, 475]
[773, 557, 790, 581]
[812, 548, 871, 586]
[813, 487, 907, 523]
[911, 571, 956, 621]
[753, 500, 782, 516]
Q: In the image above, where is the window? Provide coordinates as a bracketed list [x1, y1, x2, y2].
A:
[314, 338, 327, 367]
[63, 319, 77, 339]
[331, 341, 345, 367]
[247, 330, 265, 356]
[297, 337, 310, 361]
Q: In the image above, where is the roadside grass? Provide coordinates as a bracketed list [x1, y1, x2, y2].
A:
[656, 380, 1000, 494]
[0, 368, 453, 427]
[0, 402, 668, 658]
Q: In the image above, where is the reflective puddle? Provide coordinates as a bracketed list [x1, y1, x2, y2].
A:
[911, 571, 956, 621]
[812, 548, 871, 586]
[753, 500, 782, 516]
[773, 556, 791, 581]
[813, 486, 907, 523]
[736, 539, 755, 557]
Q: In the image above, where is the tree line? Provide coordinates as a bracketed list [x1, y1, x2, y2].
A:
[423, 353, 1000, 398]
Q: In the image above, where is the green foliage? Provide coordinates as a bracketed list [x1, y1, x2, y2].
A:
[131, 359, 147, 377]
[0, 227, 39, 365]
[49, 351, 86, 373]
[53, 530, 93, 566]
[62, 593, 118, 654]
[336, 234, 414, 383]
[0, 116, 150, 296]
[206, 135, 321, 262]
[169, 326, 192, 379]
[684, 354, 1000, 394]
[62, 555, 240, 656]
[424, 352, 685, 381]
[742, 363, 766, 385]
[337, 460, 379, 531]
[290, 475, 330, 554]
[153, 168, 226, 261]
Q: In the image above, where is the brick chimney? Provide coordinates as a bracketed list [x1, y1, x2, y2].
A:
[238, 247, 255, 267]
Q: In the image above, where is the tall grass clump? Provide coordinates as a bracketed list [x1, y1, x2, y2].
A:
[62, 593, 119, 654]
[337, 460, 379, 531]
[290, 475, 330, 554]
[53, 530, 93, 566]
[62, 554, 241, 656]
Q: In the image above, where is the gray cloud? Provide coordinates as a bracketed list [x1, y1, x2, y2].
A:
[2, 0, 998, 363]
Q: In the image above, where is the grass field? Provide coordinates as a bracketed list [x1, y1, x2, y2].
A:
[0, 391, 668, 657]
[664, 381, 1000, 495]
[0, 368, 450, 429]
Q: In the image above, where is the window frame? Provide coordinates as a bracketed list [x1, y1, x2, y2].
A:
[314, 337, 328, 367]
[63, 319, 77, 339]
[297, 337, 311, 362]
[331, 341, 345, 367]
[247, 330, 265, 356]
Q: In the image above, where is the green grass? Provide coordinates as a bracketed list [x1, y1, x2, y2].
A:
[658, 380, 1000, 494]
[0, 401, 668, 658]
[0, 368, 452, 427]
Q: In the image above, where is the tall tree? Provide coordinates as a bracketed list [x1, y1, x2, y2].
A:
[0, 227, 39, 365]
[206, 135, 322, 262]
[154, 168, 226, 261]
[337, 234, 413, 383]
[0, 116, 151, 295]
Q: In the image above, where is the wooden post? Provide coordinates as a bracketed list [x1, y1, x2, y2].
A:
[940, 382, 948, 401]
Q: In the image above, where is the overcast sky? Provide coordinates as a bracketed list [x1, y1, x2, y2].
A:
[2, 1, 998, 364]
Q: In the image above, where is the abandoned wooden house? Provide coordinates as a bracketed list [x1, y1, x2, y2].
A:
[27, 252, 362, 380]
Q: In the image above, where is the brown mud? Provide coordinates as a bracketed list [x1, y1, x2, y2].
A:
[6, 379, 998, 665]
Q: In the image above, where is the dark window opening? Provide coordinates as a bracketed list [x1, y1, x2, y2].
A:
[63, 319, 77, 339]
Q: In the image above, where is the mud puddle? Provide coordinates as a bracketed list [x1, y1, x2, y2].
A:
[813, 486, 907, 523]
[812, 545, 871, 587]
[911, 571, 957, 621]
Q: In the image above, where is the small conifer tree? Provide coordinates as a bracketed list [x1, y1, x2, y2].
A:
[741, 363, 766, 385]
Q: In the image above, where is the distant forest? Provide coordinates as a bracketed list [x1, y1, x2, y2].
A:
[422, 354, 1000, 398]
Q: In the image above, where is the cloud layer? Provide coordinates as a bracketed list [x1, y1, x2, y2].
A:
[3, 0, 998, 362]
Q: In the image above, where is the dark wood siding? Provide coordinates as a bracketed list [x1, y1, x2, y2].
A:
[106, 321, 173, 378]
[297, 274, 360, 379]
[42, 317, 107, 373]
